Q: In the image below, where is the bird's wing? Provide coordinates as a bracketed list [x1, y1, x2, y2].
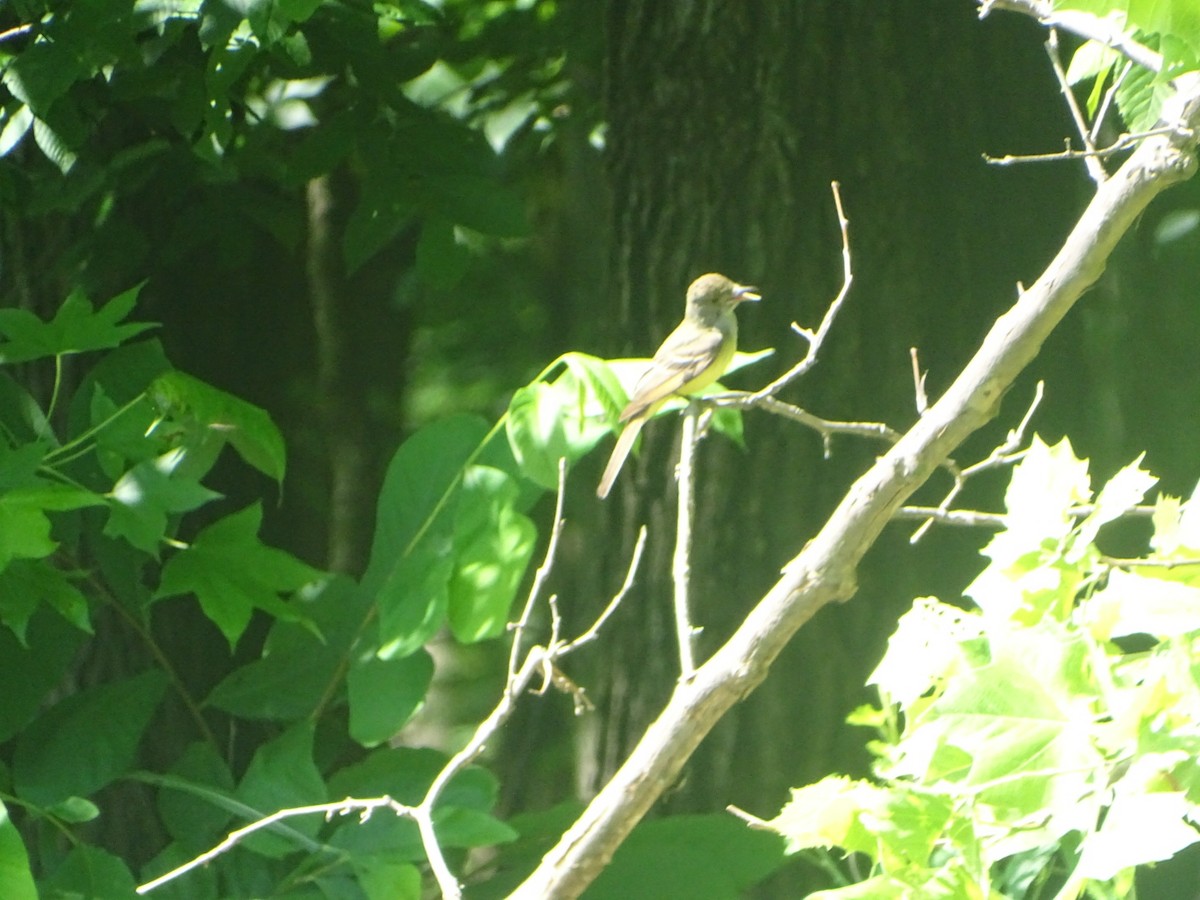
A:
[619, 322, 725, 422]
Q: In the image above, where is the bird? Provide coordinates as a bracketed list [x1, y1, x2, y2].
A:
[597, 272, 760, 499]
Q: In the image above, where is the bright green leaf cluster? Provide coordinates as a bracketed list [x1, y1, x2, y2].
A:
[770, 436, 1200, 897]
[1061, 0, 1200, 131]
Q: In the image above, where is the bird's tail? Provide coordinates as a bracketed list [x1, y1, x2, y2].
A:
[596, 417, 646, 499]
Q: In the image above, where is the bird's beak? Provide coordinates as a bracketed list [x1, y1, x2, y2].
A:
[733, 284, 761, 303]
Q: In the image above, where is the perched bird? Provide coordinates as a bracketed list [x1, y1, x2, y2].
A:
[597, 272, 760, 499]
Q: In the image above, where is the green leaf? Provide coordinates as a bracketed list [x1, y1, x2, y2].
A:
[105, 448, 222, 555]
[505, 354, 617, 489]
[234, 722, 326, 857]
[361, 415, 489, 658]
[150, 370, 287, 484]
[1077, 791, 1200, 879]
[40, 845, 137, 900]
[431, 805, 517, 849]
[32, 117, 77, 173]
[888, 622, 1105, 829]
[156, 742, 237, 846]
[0, 105, 33, 157]
[13, 669, 168, 807]
[0, 801, 37, 900]
[1075, 452, 1156, 551]
[353, 860, 422, 900]
[447, 466, 536, 643]
[207, 576, 366, 720]
[0, 612, 85, 742]
[1, 42, 83, 116]
[155, 504, 322, 648]
[347, 650, 435, 747]
[0, 285, 155, 364]
[588, 814, 785, 900]
[1084, 568, 1200, 640]
[0, 560, 91, 643]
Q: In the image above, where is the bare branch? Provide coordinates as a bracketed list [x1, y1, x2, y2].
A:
[748, 181, 852, 400]
[909, 381, 1043, 542]
[1045, 27, 1108, 184]
[984, 127, 1185, 167]
[137, 797, 406, 894]
[563, 526, 648, 653]
[508, 457, 569, 676]
[910, 348, 928, 415]
[673, 403, 700, 677]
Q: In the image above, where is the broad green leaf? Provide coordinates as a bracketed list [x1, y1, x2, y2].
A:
[155, 504, 321, 648]
[431, 805, 517, 849]
[328, 746, 499, 811]
[353, 860, 422, 900]
[447, 466, 536, 643]
[105, 448, 222, 555]
[0, 560, 90, 643]
[890, 623, 1104, 830]
[1075, 452, 1156, 551]
[0, 481, 103, 572]
[0, 611, 85, 742]
[156, 742, 237, 846]
[1077, 791, 1199, 879]
[1084, 568, 1200, 640]
[505, 354, 616, 489]
[998, 435, 1090, 555]
[1, 42, 82, 116]
[207, 576, 366, 720]
[13, 669, 168, 807]
[0, 801, 36, 900]
[40, 845, 137, 900]
[0, 105, 33, 158]
[235, 722, 326, 858]
[377, 543, 454, 659]
[867, 598, 983, 708]
[767, 776, 880, 855]
[347, 649, 434, 747]
[361, 415, 489, 658]
[32, 117, 77, 173]
[0, 285, 155, 364]
[588, 814, 784, 900]
[150, 370, 287, 484]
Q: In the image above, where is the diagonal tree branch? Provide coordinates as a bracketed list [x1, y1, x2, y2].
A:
[510, 32, 1200, 900]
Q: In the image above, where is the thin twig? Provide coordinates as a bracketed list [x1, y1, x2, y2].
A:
[909, 381, 1044, 543]
[984, 127, 1184, 167]
[1045, 27, 1108, 184]
[562, 526, 648, 653]
[910, 347, 928, 415]
[509, 457, 568, 676]
[137, 797, 405, 894]
[673, 403, 699, 677]
[1089, 60, 1132, 146]
[748, 181, 852, 400]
